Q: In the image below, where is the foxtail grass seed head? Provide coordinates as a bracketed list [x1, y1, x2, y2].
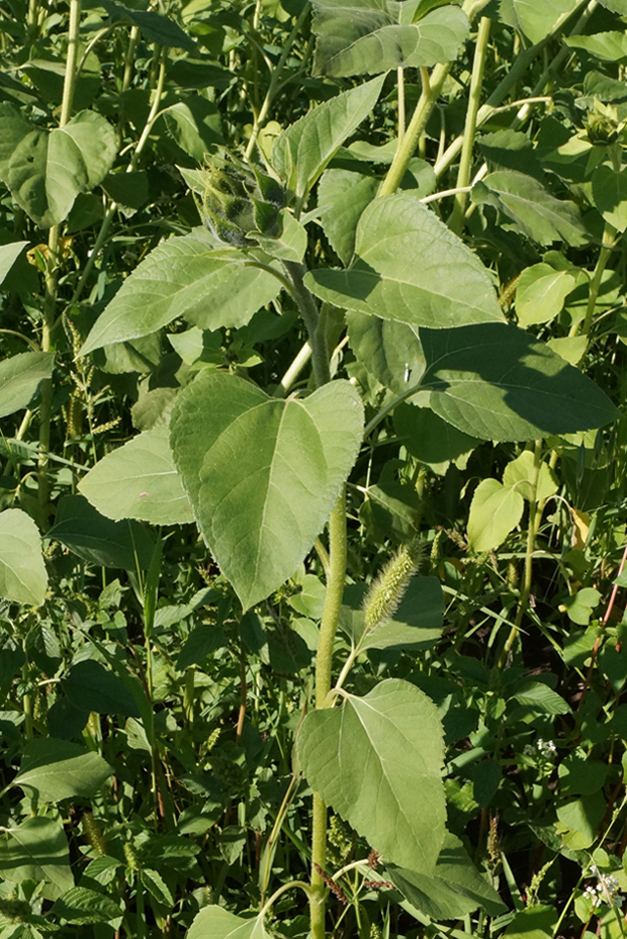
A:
[363, 539, 424, 633]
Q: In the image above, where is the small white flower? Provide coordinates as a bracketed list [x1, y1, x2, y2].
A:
[537, 738, 557, 756]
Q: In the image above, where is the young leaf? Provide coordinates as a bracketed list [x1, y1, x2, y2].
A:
[515, 263, 578, 327]
[297, 678, 446, 873]
[0, 508, 48, 606]
[307, 194, 504, 328]
[80, 235, 282, 355]
[0, 351, 55, 418]
[472, 171, 586, 246]
[312, 2, 469, 77]
[0, 817, 73, 900]
[271, 75, 385, 201]
[78, 425, 193, 526]
[388, 833, 506, 919]
[187, 906, 273, 939]
[420, 323, 619, 441]
[502, 451, 559, 502]
[171, 372, 364, 609]
[14, 738, 113, 802]
[467, 479, 525, 552]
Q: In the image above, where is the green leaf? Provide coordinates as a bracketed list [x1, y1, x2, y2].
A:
[247, 209, 308, 262]
[339, 576, 443, 651]
[515, 263, 578, 326]
[502, 450, 559, 502]
[0, 508, 48, 606]
[271, 75, 385, 200]
[187, 906, 272, 939]
[14, 738, 113, 802]
[101, 0, 195, 49]
[419, 323, 619, 441]
[347, 312, 427, 394]
[297, 678, 446, 872]
[307, 194, 503, 328]
[80, 234, 282, 355]
[0, 105, 117, 227]
[389, 833, 506, 918]
[141, 869, 174, 908]
[498, 0, 577, 44]
[161, 97, 223, 161]
[318, 169, 378, 266]
[561, 587, 601, 625]
[46, 494, 155, 570]
[591, 164, 627, 232]
[0, 351, 55, 418]
[467, 479, 525, 552]
[78, 426, 193, 526]
[473, 170, 586, 246]
[0, 816, 73, 900]
[64, 660, 141, 717]
[312, 2, 469, 77]
[171, 372, 364, 609]
[51, 887, 122, 925]
[393, 404, 478, 467]
[502, 906, 558, 939]
[0, 240, 27, 286]
[565, 31, 627, 62]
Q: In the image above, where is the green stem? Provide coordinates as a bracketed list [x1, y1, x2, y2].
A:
[569, 223, 616, 339]
[397, 67, 405, 146]
[283, 261, 330, 387]
[310, 489, 347, 939]
[497, 442, 542, 668]
[449, 16, 490, 234]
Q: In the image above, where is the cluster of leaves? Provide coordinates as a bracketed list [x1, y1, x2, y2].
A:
[2, 0, 627, 937]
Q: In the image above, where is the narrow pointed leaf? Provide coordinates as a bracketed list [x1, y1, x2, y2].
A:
[171, 372, 364, 609]
[271, 75, 385, 200]
[420, 323, 619, 441]
[297, 678, 446, 873]
[78, 425, 193, 525]
[81, 235, 282, 355]
[307, 194, 503, 328]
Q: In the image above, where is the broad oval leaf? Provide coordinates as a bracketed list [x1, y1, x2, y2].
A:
[467, 478, 525, 552]
[499, 0, 578, 44]
[271, 75, 385, 200]
[187, 906, 273, 939]
[171, 372, 364, 609]
[565, 30, 627, 62]
[515, 263, 578, 327]
[0, 816, 73, 900]
[78, 425, 193, 525]
[0, 507, 48, 605]
[312, 4, 469, 77]
[0, 350, 54, 418]
[14, 738, 113, 802]
[420, 323, 619, 441]
[80, 234, 282, 355]
[306, 194, 503, 328]
[297, 678, 446, 873]
[388, 833, 506, 919]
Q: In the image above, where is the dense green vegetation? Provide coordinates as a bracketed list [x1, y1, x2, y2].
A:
[2, 0, 627, 936]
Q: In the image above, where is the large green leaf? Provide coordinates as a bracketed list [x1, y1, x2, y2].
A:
[0, 508, 48, 606]
[271, 75, 385, 201]
[14, 738, 113, 802]
[46, 494, 155, 570]
[418, 323, 619, 441]
[339, 576, 443, 651]
[591, 164, 627, 232]
[80, 234, 282, 356]
[187, 906, 272, 939]
[499, 0, 578, 44]
[297, 678, 446, 873]
[317, 168, 378, 265]
[101, 0, 195, 49]
[0, 240, 27, 286]
[0, 351, 55, 418]
[467, 478, 525, 552]
[171, 372, 364, 609]
[472, 171, 586, 246]
[0, 105, 117, 227]
[393, 404, 478, 466]
[515, 263, 578, 327]
[0, 817, 73, 900]
[51, 887, 122, 926]
[312, 1, 468, 76]
[389, 833, 506, 919]
[64, 660, 141, 718]
[565, 31, 627, 62]
[78, 425, 193, 526]
[307, 195, 503, 328]
[347, 312, 426, 393]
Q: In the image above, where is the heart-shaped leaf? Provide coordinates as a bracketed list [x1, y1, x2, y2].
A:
[297, 678, 446, 873]
[170, 373, 364, 609]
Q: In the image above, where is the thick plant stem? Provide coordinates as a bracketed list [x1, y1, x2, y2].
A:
[569, 223, 616, 339]
[449, 16, 490, 234]
[309, 489, 347, 939]
[283, 261, 330, 387]
[497, 442, 542, 668]
[38, 0, 81, 512]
